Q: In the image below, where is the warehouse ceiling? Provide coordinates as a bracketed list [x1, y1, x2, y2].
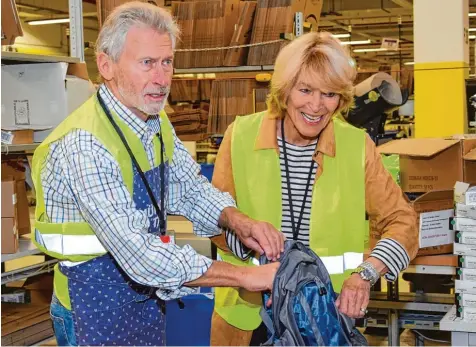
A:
[11, 0, 476, 71]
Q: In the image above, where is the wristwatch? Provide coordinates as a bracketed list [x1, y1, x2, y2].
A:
[351, 262, 379, 286]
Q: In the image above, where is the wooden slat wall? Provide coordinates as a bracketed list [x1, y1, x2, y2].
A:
[173, 0, 226, 68]
[224, 1, 257, 66]
[247, 0, 292, 66]
[208, 79, 261, 134]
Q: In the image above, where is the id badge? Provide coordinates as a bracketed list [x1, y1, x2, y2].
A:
[160, 230, 175, 244]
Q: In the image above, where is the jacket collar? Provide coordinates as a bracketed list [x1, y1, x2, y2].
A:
[254, 112, 336, 158]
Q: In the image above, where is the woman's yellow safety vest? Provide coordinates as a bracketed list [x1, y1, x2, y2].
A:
[31, 94, 174, 309]
[214, 112, 368, 330]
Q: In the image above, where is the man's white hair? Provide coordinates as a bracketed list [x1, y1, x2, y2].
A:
[96, 1, 180, 62]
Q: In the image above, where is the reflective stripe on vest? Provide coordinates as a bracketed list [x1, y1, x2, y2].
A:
[34, 230, 107, 256]
[321, 253, 364, 275]
[214, 112, 367, 330]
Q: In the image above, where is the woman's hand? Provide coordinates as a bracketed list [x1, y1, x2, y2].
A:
[335, 273, 371, 318]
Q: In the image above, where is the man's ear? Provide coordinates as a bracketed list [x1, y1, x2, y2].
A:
[97, 52, 114, 81]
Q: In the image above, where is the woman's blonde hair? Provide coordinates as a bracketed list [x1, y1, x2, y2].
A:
[267, 32, 356, 117]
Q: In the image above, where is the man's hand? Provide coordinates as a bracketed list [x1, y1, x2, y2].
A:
[240, 262, 280, 292]
[219, 207, 285, 260]
[336, 273, 371, 318]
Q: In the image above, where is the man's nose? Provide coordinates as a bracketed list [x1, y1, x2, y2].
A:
[150, 65, 168, 85]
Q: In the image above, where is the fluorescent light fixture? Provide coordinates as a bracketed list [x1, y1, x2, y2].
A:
[404, 62, 415, 65]
[340, 39, 371, 46]
[353, 48, 387, 53]
[471, 35, 476, 39]
[469, 28, 476, 32]
[469, 13, 476, 17]
[28, 18, 70, 25]
[332, 33, 351, 38]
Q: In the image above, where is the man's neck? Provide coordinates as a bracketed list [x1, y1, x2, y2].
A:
[104, 81, 148, 122]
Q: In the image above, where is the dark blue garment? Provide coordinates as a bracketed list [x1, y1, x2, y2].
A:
[50, 294, 78, 346]
[132, 164, 169, 233]
[58, 163, 169, 346]
[260, 241, 368, 346]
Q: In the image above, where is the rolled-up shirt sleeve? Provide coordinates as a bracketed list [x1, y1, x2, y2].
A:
[365, 135, 418, 281]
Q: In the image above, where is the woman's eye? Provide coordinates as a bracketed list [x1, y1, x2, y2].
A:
[300, 88, 311, 94]
[323, 92, 337, 98]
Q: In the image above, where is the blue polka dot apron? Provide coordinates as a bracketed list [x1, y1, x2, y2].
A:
[61, 163, 170, 346]
[61, 92, 172, 346]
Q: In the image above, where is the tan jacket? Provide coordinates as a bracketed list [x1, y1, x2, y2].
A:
[211, 113, 419, 261]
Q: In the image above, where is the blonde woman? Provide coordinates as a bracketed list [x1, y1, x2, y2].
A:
[209, 32, 419, 346]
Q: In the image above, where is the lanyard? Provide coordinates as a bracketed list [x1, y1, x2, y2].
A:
[280, 117, 317, 241]
[97, 91, 166, 235]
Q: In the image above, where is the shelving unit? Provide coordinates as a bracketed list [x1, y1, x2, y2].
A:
[1, 51, 80, 65]
[440, 306, 476, 345]
[1, 259, 57, 285]
[174, 65, 274, 74]
[1, 239, 42, 263]
[1, 144, 39, 154]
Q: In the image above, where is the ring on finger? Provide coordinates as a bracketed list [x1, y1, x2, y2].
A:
[360, 307, 368, 314]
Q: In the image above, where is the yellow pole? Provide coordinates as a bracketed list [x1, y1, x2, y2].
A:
[414, 0, 469, 137]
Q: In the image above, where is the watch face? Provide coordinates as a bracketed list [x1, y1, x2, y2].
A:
[361, 268, 372, 280]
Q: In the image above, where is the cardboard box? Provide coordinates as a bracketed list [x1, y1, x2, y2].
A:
[411, 254, 457, 267]
[1, 161, 31, 235]
[23, 274, 53, 304]
[456, 231, 476, 245]
[1, 0, 23, 46]
[455, 279, 476, 294]
[413, 190, 455, 256]
[455, 243, 476, 257]
[455, 182, 476, 206]
[457, 293, 476, 308]
[457, 306, 476, 321]
[1, 129, 34, 145]
[378, 138, 476, 193]
[2, 179, 16, 218]
[459, 255, 476, 269]
[2, 217, 18, 254]
[1, 62, 95, 143]
[456, 203, 476, 219]
[464, 146, 476, 186]
[451, 217, 476, 232]
[291, 0, 323, 30]
[458, 268, 476, 282]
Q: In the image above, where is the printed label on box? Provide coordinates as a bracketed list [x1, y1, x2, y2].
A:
[462, 256, 476, 269]
[460, 307, 476, 321]
[456, 280, 476, 294]
[452, 217, 476, 232]
[419, 209, 454, 248]
[1, 130, 13, 145]
[14, 100, 30, 125]
[454, 243, 476, 257]
[458, 293, 476, 308]
[457, 232, 476, 245]
[459, 268, 476, 282]
[467, 191, 476, 206]
[456, 204, 476, 219]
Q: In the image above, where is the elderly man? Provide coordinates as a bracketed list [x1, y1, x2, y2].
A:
[31, 2, 284, 346]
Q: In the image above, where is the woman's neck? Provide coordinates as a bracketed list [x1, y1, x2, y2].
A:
[278, 116, 317, 146]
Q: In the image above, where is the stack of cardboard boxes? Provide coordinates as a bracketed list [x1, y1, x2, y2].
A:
[1, 179, 18, 254]
[453, 182, 476, 321]
[1, 161, 31, 254]
[377, 136, 476, 257]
